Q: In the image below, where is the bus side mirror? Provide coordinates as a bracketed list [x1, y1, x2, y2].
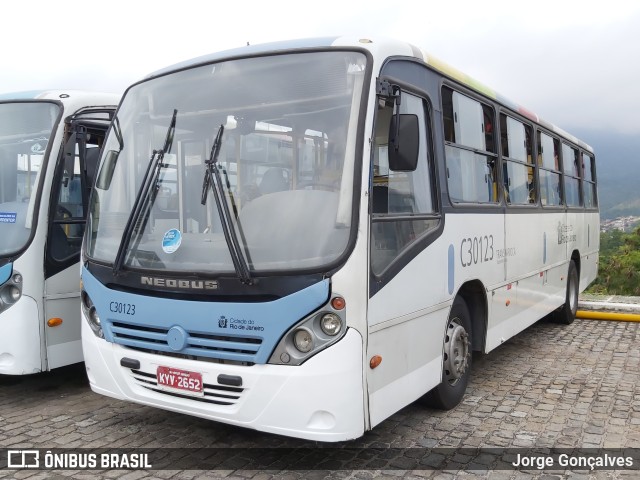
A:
[388, 114, 419, 172]
[95, 150, 119, 190]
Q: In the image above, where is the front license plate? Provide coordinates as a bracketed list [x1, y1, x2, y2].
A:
[156, 366, 204, 396]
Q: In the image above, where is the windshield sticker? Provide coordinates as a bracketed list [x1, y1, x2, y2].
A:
[0, 212, 17, 224]
[31, 142, 46, 153]
[162, 228, 182, 254]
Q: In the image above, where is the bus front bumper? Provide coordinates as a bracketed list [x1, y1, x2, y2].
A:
[82, 321, 365, 442]
[0, 295, 42, 375]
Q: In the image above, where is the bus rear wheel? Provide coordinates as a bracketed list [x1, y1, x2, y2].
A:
[553, 260, 579, 325]
[422, 297, 472, 410]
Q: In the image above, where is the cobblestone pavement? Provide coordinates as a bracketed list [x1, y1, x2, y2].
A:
[1, 318, 639, 479]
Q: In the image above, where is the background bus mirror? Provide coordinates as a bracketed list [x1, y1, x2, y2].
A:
[95, 150, 119, 190]
[389, 114, 419, 172]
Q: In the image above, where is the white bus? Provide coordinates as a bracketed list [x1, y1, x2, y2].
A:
[80, 37, 598, 441]
[0, 90, 118, 375]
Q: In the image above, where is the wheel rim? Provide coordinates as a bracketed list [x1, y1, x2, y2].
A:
[568, 271, 578, 314]
[443, 317, 471, 386]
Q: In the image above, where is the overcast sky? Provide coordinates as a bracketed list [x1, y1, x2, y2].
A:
[2, 0, 639, 136]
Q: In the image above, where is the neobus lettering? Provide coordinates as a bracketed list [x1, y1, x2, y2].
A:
[141, 276, 218, 290]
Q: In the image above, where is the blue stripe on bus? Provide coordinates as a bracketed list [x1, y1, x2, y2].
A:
[0, 263, 12, 285]
[81, 268, 330, 365]
[448, 244, 455, 295]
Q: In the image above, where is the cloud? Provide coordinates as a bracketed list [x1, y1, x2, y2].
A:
[2, 0, 639, 134]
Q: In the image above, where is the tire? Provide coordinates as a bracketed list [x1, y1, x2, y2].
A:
[422, 297, 472, 410]
[553, 260, 579, 325]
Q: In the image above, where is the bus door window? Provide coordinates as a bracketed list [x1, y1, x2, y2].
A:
[538, 132, 563, 206]
[371, 90, 437, 274]
[49, 129, 104, 263]
[562, 143, 581, 207]
[442, 87, 498, 204]
[500, 114, 536, 205]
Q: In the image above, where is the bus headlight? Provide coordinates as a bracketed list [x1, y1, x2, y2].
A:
[320, 313, 342, 336]
[293, 328, 314, 353]
[0, 269, 23, 313]
[268, 294, 347, 365]
[81, 290, 104, 338]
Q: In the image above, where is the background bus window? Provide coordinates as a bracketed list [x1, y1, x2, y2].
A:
[442, 87, 498, 204]
[371, 92, 437, 274]
[500, 114, 535, 205]
[562, 143, 581, 207]
[582, 152, 597, 208]
[538, 132, 563, 206]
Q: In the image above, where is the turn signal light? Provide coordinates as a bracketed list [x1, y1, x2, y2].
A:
[331, 296, 346, 310]
[370, 355, 382, 369]
[47, 317, 63, 327]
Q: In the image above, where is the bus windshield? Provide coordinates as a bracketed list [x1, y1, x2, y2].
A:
[86, 51, 367, 276]
[0, 101, 60, 257]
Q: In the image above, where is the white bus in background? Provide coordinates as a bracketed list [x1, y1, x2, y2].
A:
[80, 37, 598, 441]
[0, 90, 118, 375]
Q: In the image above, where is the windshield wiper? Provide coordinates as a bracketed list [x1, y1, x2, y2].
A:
[201, 124, 253, 285]
[113, 109, 177, 275]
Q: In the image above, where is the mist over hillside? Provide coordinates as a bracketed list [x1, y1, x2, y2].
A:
[571, 129, 640, 220]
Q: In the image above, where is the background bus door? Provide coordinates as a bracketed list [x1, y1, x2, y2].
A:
[44, 121, 105, 369]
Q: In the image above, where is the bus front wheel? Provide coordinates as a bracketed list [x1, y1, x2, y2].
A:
[553, 260, 578, 325]
[422, 297, 472, 410]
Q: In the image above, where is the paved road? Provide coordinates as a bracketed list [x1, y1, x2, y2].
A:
[1, 318, 639, 479]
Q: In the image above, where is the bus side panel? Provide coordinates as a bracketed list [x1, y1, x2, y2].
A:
[43, 263, 83, 369]
[575, 210, 600, 290]
[486, 211, 567, 352]
[367, 213, 504, 426]
[367, 306, 449, 427]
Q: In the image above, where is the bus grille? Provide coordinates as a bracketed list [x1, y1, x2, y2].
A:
[110, 321, 263, 363]
[128, 369, 244, 406]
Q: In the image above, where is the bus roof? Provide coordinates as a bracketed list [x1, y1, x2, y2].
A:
[0, 90, 120, 104]
[143, 36, 593, 153]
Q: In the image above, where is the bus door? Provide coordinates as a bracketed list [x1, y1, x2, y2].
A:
[367, 79, 444, 427]
[44, 115, 110, 369]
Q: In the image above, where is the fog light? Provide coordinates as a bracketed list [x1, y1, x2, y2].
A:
[12, 273, 22, 284]
[293, 328, 313, 353]
[320, 313, 342, 336]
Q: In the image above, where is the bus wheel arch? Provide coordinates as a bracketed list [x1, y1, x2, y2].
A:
[422, 280, 486, 410]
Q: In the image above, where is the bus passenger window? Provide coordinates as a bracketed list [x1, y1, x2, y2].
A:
[500, 114, 535, 205]
[442, 87, 498, 204]
[562, 143, 581, 207]
[582, 152, 597, 208]
[538, 132, 563, 207]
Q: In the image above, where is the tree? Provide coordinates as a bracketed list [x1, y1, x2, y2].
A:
[588, 226, 640, 295]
